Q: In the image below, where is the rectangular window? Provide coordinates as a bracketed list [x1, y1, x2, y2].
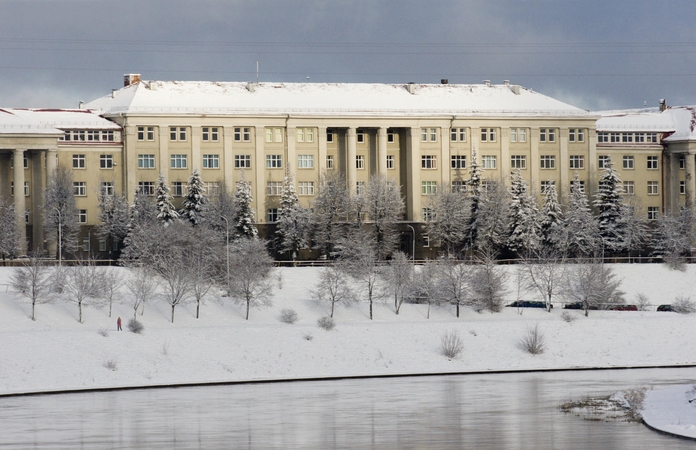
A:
[73, 182, 87, 196]
[423, 235, 430, 248]
[510, 155, 526, 169]
[598, 155, 610, 169]
[296, 128, 314, 143]
[571, 180, 586, 194]
[170, 154, 188, 169]
[137, 182, 155, 196]
[518, 128, 527, 142]
[387, 155, 395, 169]
[647, 156, 659, 170]
[451, 155, 466, 169]
[266, 155, 282, 168]
[357, 130, 365, 144]
[266, 181, 283, 196]
[452, 181, 467, 193]
[623, 156, 634, 169]
[86, 130, 98, 142]
[172, 182, 184, 197]
[202, 127, 219, 142]
[82, 238, 90, 252]
[146, 127, 154, 141]
[451, 128, 467, 142]
[647, 181, 659, 195]
[298, 181, 315, 196]
[480, 128, 496, 142]
[680, 155, 686, 169]
[541, 181, 556, 192]
[326, 155, 335, 169]
[99, 239, 107, 252]
[421, 128, 427, 142]
[681, 181, 686, 195]
[267, 208, 279, 223]
[170, 127, 187, 142]
[569, 129, 585, 142]
[648, 207, 659, 220]
[540, 128, 556, 143]
[569, 155, 585, 169]
[430, 128, 437, 142]
[298, 155, 314, 169]
[597, 132, 608, 143]
[356, 181, 366, 196]
[510, 128, 517, 142]
[327, 129, 334, 143]
[23, 181, 29, 197]
[623, 181, 635, 195]
[206, 182, 220, 197]
[72, 154, 86, 169]
[77, 209, 87, 224]
[137, 127, 145, 141]
[421, 181, 437, 195]
[356, 155, 365, 169]
[234, 127, 251, 142]
[388, 131, 396, 143]
[101, 130, 115, 142]
[421, 128, 437, 142]
[100, 182, 114, 197]
[482, 155, 497, 169]
[421, 207, 435, 222]
[265, 128, 283, 142]
[138, 154, 155, 169]
[540, 155, 556, 169]
[202, 154, 219, 169]
[421, 155, 437, 169]
[235, 155, 251, 168]
[100, 154, 113, 169]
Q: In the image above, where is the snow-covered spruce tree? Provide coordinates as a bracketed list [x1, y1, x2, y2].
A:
[651, 210, 691, 267]
[312, 172, 350, 258]
[507, 170, 541, 255]
[232, 174, 258, 239]
[465, 148, 485, 249]
[475, 180, 510, 252]
[96, 189, 129, 256]
[180, 169, 207, 226]
[425, 189, 470, 256]
[540, 182, 564, 251]
[621, 199, 649, 261]
[593, 158, 627, 254]
[121, 189, 158, 265]
[275, 169, 309, 260]
[156, 174, 179, 227]
[0, 196, 19, 260]
[562, 174, 600, 257]
[365, 175, 405, 260]
[44, 165, 80, 259]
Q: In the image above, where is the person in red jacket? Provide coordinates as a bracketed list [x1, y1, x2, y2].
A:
[117, 317, 122, 331]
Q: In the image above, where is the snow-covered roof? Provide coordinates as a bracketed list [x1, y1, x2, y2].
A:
[0, 108, 119, 136]
[595, 106, 696, 141]
[84, 80, 591, 117]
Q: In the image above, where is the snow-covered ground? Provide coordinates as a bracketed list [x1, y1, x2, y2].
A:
[1, 263, 695, 432]
[643, 385, 696, 439]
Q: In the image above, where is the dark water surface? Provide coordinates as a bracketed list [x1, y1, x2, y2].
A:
[1, 368, 696, 449]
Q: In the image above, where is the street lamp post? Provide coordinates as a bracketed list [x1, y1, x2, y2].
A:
[406, 224, 416, 261]
[221, 216, 230, 295]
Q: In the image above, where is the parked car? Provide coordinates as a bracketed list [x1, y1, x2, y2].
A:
[657, 304, 673, 312]
[563, 302, 597, 310]
[610, 305, 638, 311]
[506, 301, 551, 309]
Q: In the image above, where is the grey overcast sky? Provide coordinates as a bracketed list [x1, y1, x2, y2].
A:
[2, 0, 696, 111]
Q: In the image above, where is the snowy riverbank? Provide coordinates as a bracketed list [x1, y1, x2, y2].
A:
[643, 385, 696, 440]
[0, 264, 695, 399]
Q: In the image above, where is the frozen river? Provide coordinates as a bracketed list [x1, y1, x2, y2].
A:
[1, 368, 695, 449]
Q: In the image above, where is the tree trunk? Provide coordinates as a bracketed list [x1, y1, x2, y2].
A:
[196, 298, 201, 319]
[109, 301, 112, 318]
[246, 298, 250, 320]
[456, 302, 460, 318]
[79, 300, 83, 323]
[171, 304, 175, 323]
[331, 300, 335, 318]
[31, 301, 35, 321]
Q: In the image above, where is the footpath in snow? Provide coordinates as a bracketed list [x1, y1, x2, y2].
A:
[0, 263, 695, 402]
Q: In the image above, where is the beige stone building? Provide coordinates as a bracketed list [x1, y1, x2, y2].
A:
[2, 75, 695, 258]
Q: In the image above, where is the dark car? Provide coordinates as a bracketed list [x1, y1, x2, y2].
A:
[610, 305, 638, 311]
[563, 302, 598, 310]
[506, 301, 551, 309]
[657, 304, 673, 312]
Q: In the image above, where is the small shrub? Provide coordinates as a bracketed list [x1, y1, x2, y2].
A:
[613, 387, 648, 421]
[635, 293, 650, 312]
[664, 252, 687, 271]
[560, 311, 576, 323]
[128, 318, 144, 334]
[97, 328, 109, 337]
[303, 332, 314, 341]
[280, 309, 299, 324]
[518, 324, 546, 355]
[317, 316, 335, 331]
[104, 359, 118, 371]
[440, 330, 463, 359]
[673, 296, 696, 314]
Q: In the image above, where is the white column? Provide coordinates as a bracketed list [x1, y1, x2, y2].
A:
[191, 126, 201, 171]
[670, 153, 680, 214]
[377, 127, 388, 176]
[686, 152, 695, 208]
[254, 127, 266, 223]
[500, 128, 511, 188]
[406, 128, 421, 221]
[559, 128, 570, 201]
[223, 126, 235, 191]
[13, 149, 27, 255]
[318, 126, 328, 172]
[346, 127, 357, 192]
[530, 128, 540, 190]
[587, 129, 598, 199]
[158, 126, 169, 179]
[440, 127, 450, 188]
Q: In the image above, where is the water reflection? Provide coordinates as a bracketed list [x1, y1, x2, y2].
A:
[1, 368, 695, 449]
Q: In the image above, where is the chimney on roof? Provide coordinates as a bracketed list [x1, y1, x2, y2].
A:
[483, 80, 491, 87]
[246, 82, 256, 92]
[510, 85, 521, 95]
[503, 80, 510, 87]
[124, 74, 141, 87]
[78, 101, 84, 109]
[407, 82, 416, 94]
[659, 99, 667, 112]
[441, 79, 448, 85]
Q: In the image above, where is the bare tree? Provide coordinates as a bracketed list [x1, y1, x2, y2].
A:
[410, 260, 442, 319]
[519, 247, 567, 312]
[125, 267, 158, 321]
[380, 251, 413, 315]
[188, 227, 221, 319]
[424, 189, 470, 256]
[337, 228, 382, 320]
[311, 172, 350, 259]
[63, 258, 104, 323]
[470, 249, 509, 312]
[96, 188, 129, 258]
[310, 264, 354, 318]
[228, 238, 274, 320]
[154, 248, 194, 323]
[434, 256, 472, 318]
[562, 258, 625, 316]
[364, 175, 404, 260]
[44, 165, 79, 260]
[10, 254, 52, 320]
[100, 269, 124, 318]
[0, 196, 19, 261]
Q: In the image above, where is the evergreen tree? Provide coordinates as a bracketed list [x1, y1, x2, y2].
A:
[651, 207, 691, 258]
[232, 174, 258, 239]
[180, 169, 207, 226]
[593, 158, 627, 253]
[540, 182, 564, 250]
[312, 172, 350, 258]
[465, 148, 484, 248]
[475, 180, 510, 252]
[0, 196, 19, 260]
[96, 188, 129, 255]
[563, 174, 600, 257]
[425, 189, 470, 256]
[507, 170, 541, 254]
[365, 175, 404, 260]
[275, 169, 309, 260]
[155, 174, 179, 227]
